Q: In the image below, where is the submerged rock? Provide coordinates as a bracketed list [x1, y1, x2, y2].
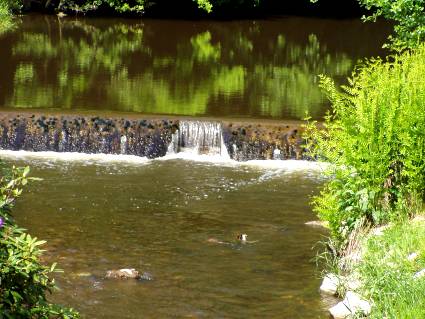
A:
[305, 220, 328, 228]
[139, 272, 154, 281]
[105, 268, 154, 281]
[75, 272, 92, 277]
[106, 268, 141, 279]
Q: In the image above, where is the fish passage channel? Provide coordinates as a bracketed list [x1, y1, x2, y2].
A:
[5, 153, 333, 318]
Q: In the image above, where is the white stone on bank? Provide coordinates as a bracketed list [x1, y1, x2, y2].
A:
[329, 291, 371, 319]
[329, 301, 351, 319]
[345, 276, 362, 291]
[407, 252, 419, 262]
[414, 269, 425, 279]
[370, 225, 389, 236]
[320, 273, 339, 295]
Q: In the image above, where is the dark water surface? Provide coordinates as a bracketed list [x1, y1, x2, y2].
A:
[0, 15, 390, 119]
[6, 156, 333, 318]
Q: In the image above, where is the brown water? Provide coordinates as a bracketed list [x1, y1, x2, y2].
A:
[0, 15, 390, 119]
[0, 13, 385, 317]
[6, 155, 334, 318]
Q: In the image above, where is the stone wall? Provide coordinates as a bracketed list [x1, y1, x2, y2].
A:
[0, 112, 306, 161]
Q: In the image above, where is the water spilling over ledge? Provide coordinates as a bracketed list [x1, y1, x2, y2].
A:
[0, 112, 305, 161]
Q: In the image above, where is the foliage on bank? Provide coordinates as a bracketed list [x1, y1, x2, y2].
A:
[312, 0, 425, 49]
[9, 0, 363, 17]
[305, 45, 425, 244]
[0, 0, 16, 33]
[0, 165, 79, 318]
[11, 0, 260, 15]
[359, 0, 425, 49]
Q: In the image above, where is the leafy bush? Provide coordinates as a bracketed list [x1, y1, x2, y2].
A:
[21, 0, 261, 15]
[311, 0, 425, 49]
[56, 0, 147, 14]
[305, 45, 425, 242]
[359, 0, 425, 49]
[0, 165, 79, 318]
[0, 0, 21, 13]
[0, 0, 17, 33]
[56, 0, 214, 14]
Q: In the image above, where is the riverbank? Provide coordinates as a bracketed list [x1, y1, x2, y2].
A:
[311, 44, 425, 318]
[321, 214, 425, 318]
[358, 215, 425, 318]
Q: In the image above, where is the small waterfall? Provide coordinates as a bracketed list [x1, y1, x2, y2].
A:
[167, 130, 179, 154]
[273, 148, 282, 160]
[167, 121, 230, 158]
[120, 135, 127, 154]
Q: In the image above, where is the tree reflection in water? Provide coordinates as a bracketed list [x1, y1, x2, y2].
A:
[2, 15, 389, 119]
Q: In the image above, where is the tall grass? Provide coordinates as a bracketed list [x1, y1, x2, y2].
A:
[305, 46, 425, 243]
[357, 219, 425, 318]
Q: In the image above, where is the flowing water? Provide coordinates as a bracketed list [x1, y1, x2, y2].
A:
[4, 154, 334, 318]
[0, 14, 390, 119]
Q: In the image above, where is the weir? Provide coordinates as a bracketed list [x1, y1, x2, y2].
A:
[0, 112, 305, 161]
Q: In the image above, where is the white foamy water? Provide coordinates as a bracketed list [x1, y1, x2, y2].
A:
[0, 150, 328, 178]
[241, 160, 329, 172]
[0, 150, 151, 165]
[158, 151, 234, 164]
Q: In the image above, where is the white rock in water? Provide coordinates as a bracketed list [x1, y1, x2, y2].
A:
[414, 269, 425, 279]
[320, 273, 339, 295]
[329, 301, 351, 319]
[305, 220, 328, 228]
[106, 268, 140, 279]
[329, 291, 371, 318]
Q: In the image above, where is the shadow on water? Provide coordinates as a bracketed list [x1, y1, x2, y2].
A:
[0, 15, 391, 119]
[7, 156, 337, 318]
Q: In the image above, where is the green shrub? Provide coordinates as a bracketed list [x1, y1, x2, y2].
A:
[311, 0, 425, 49]
[359, 0, 425, 49]
[0, 165, 79, 318]
[305, 45, 425, 242]
[0, 0, 13, 32]
[56, 0, 146, 14]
